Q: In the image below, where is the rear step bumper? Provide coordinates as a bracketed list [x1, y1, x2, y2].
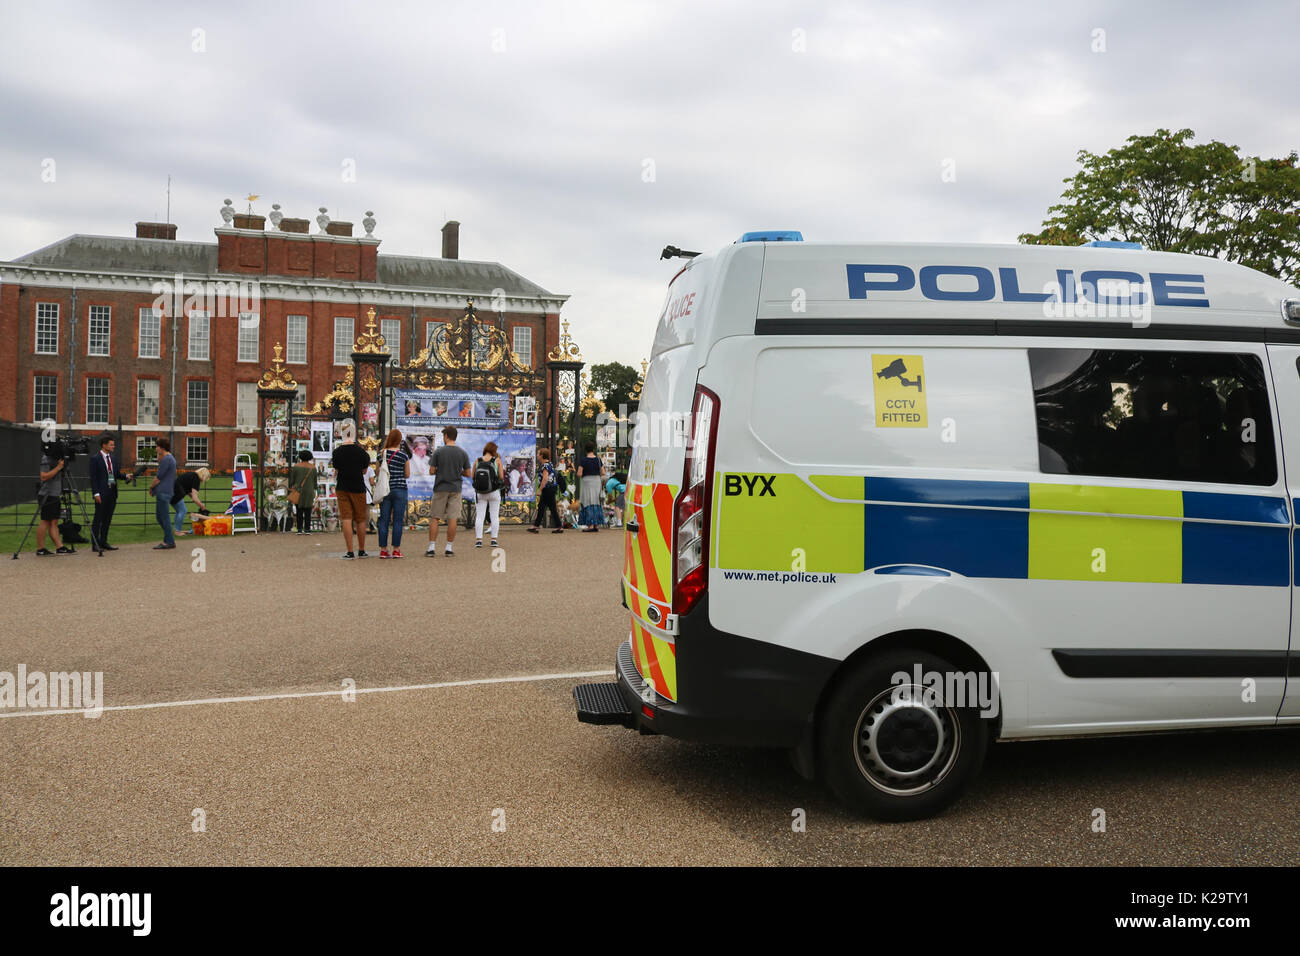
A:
[573, 682, 634, 727]
[575, 640, 647, 731]
[574, 624, 835, 747]
[576, 595, 844, 746]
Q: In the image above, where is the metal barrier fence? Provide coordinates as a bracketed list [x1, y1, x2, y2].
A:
[1, 477, 554, 535]
[0, 474, 181, 532]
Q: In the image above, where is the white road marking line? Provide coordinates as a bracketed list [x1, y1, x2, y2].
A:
[0, 669, 617, 720]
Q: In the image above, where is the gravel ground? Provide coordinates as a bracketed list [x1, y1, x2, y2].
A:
[2, 528, 1299, 865]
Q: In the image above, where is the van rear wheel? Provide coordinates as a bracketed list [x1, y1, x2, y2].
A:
[819, 650, 990, 821]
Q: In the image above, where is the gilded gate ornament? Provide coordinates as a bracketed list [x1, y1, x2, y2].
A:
[257, 343, 298, 391]
[353, 307, 390, 356]
[547, 321, 583, 363]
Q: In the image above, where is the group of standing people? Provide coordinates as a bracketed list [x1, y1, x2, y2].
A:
[33, 430, 627, 557]
[279, 425, 623, 556]
[314, 421, 474, 560]
[38, 435, 210, 554]
[527, 443, 612, 533]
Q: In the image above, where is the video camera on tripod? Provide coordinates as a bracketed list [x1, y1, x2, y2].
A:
[15, 435, 97, 558]
[41, 435, 90, 465]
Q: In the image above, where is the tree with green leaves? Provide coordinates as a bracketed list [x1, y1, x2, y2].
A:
[1020, 129, 1300, 285]
[589, 361, 641, 417]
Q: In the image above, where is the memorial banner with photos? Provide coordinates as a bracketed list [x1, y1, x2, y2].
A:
[399, 426, 537, 502]
[397, 389, 509, 429]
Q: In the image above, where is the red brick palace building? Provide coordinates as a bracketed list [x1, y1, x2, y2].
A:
[0, 203, 568, 467]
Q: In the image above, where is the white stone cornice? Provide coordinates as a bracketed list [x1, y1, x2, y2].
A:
[214, 228, 381, 247]
[0, 264, 569, 313]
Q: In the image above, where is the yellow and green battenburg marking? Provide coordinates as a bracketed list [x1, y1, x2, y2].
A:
[710, 474, 1290, 587]
[1028, 484, 1181, 583]
[713, 474, 865, 573]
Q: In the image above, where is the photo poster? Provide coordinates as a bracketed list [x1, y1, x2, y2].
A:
[265, 429, 288, 469]
[310, 421, 336, 498]
[361, 402, 380, 442]
[396, 388, 508, 429]
[399, 426, 537, 503]
[310, 421, 333, 457]
[263, 400, 289, 468]
[482, 427, 537, 502]
[513, 395, 537, 428]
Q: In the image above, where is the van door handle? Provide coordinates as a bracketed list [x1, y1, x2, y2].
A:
[627, 521, 639, 534]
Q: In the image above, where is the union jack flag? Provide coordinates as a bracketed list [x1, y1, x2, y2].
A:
[226, 469, 254, 515]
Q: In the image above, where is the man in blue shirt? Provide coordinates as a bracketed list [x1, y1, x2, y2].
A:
[148, 437, 178, 550]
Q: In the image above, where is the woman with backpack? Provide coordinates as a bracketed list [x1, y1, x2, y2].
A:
[375, 428, 411, 558]
[473, 441, 505, 548]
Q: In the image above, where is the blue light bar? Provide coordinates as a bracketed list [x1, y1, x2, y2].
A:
[738, 230, 804, 243]
[1081, 240, 1143, 249]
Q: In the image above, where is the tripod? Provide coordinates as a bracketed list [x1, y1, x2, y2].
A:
[11, 465, 101, 559]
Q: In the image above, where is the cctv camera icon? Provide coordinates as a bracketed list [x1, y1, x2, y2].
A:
[876, 358, 922, 392]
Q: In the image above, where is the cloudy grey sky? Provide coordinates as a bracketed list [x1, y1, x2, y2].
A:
[2, 0, 1297, 368]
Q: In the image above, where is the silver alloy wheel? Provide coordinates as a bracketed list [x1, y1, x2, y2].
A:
[852, 685, 961, 796]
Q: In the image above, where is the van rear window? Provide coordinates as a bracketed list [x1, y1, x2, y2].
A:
[1029, 349, 1276, 486]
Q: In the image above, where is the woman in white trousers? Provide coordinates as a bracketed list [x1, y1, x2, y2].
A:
[474, 441, 505, 547]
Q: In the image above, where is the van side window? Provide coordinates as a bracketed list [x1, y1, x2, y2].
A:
[1029, 349, 1276, 486]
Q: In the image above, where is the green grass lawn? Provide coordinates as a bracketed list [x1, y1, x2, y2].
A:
[0, 476, 235, 554]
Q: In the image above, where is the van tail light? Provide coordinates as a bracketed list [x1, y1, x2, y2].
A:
[673, 384, 719, 616]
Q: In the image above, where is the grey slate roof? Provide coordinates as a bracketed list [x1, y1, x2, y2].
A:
[12, 235, 219, 274]
[375, 254, 556, 298]
[7, 234, 561, 300]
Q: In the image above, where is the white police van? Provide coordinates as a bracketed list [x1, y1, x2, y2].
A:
[574, 231, 1300, 820]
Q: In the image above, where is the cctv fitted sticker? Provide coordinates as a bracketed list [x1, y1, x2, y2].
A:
[871, 354, 927, 427]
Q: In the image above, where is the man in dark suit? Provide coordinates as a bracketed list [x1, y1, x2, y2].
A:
[88, 436, 132, 551]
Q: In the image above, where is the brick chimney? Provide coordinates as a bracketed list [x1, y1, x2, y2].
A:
[325, 221, 354, 237]
[136, 222, 177, 240]
[441, 220, 460, 260]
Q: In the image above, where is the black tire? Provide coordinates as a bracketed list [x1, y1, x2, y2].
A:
[818, 649, 991, 821]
